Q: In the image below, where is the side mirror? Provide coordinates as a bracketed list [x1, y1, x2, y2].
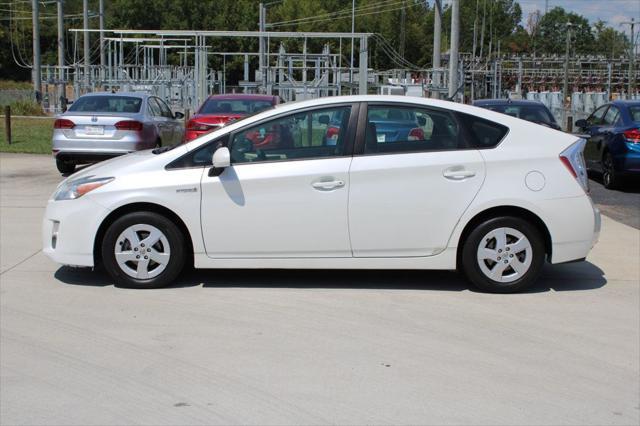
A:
[417, 116, 427, 126]
[174, 111, 185, 119]
[209, 146, 230, 177]
[574, 119, 588, 129]
[318, 115, 330, 125]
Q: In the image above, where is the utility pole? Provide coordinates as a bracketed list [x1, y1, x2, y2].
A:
[448, 0, 460, 99]
[350, 0, 355, 94]
[399, 1, 406, 60]
[99, 0, 105, 82]
[83, 0, 90, 89]
[57, 0, 65, 110]
[259, 2, 266, 92]
[432, 0, 442, 98]
[621, 18, 636, 96]
[32, 0, 42, 102]
[563, 22, 573, 105]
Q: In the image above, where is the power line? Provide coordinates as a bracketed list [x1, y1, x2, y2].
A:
[267, 0, 410, 27]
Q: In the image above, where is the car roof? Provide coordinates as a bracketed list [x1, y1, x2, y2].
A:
[78, 92, 148, 98]
[473, 99, 545, 107]
[205, 94, 278, 101]
[610, 100, 640, 107]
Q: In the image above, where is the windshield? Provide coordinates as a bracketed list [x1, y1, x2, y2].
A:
[629, 106, 640, 124]
[199, 99, 274, 115]
[68, 96, 142, 113]
[486, 104, 556, 125]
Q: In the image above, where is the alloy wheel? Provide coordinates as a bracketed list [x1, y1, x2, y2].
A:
[114, 224, 171, 279]
[476, 227, 533, 283]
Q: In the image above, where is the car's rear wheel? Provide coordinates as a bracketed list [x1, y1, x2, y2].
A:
[461, 216, 545, 293]
[101, 212, 186, 288]
[602, 151, 620, 189]
[56, 158, 76, 174]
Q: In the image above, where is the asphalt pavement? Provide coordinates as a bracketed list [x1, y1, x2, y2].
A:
[1, 153, 639, 426]
[588, 172, 640, 230]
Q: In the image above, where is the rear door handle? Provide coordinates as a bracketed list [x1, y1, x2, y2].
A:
[443, 168, 476, 180]
[312, 180, 345, 190]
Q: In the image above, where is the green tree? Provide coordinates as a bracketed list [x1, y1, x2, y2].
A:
[593, 20, 629, 59]
[533, 6, 595, 55]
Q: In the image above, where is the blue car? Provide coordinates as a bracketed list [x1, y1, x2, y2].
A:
[473, 99, 561, 131]
[575, 100, 640, 189]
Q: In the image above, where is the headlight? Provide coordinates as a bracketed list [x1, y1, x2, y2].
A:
[53, 176, 114, 201]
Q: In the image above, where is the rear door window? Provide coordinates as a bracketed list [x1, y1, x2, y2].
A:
[364, 105, 460, 154]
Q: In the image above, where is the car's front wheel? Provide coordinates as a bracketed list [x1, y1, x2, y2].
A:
[101, 212, 186, 288]
[56, 158, 76, 174]
[461, 216, 545, 293]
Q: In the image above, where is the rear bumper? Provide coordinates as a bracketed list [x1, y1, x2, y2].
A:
[52, 132, 156, 162]
[54, 150, 128, 163]
[539, 195, 600, 264]
[620, 150, 640, 175]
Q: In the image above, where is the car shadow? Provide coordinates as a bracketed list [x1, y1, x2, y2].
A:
[54, 260, 607, 294]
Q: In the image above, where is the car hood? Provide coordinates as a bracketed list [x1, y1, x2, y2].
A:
[57, 148, 178, 187]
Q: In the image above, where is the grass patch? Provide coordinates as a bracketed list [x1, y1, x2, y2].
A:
[0, 117, 54, 154]
[2, 99, 46, 116]
[0, 80, 32, 90]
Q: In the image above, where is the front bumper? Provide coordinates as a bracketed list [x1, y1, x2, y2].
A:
[42, 197, 110, 267]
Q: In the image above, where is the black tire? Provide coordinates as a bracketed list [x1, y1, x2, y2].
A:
[56, 158, 76, 174]
[101, 211, 186, 289]
[602, 151, 620, 190]
[461, 216, 546, 293]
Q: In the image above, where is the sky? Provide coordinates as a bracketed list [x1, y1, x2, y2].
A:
[516, 0, 640, 28]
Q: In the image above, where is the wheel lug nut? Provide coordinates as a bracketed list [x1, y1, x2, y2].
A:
[147, 248, 151, 252]
[504, 260, 508, 264]
[144, 256, 148, 259]
[498, 249, 502, 253]
[134, 247, 138, 251]
[510, 254, 514, 258]
[506, 247, 510, 251]
[136, 255, 140, 259]
[497, 256, 501, 260]
[141, 243, 145, 247]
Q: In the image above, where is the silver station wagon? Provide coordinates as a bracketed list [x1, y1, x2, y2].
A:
[52, 92, 184, 174]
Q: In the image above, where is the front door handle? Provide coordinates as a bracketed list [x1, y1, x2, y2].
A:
[312, 180, 345, 190]
[443, 168, 476, 180]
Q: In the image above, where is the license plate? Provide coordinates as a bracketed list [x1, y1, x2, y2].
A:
[377, 133, 386, 143]
[85, 125, 104, 135]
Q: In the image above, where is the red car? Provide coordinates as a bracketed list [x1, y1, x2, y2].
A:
[184, 94, 280, 142]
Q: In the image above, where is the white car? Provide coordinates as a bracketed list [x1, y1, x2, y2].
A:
[42, 95, 600, 293]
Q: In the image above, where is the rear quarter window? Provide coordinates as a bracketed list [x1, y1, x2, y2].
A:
[456, 112, 509, 149]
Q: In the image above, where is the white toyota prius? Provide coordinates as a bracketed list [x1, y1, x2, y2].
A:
[43, 95, 600, 293]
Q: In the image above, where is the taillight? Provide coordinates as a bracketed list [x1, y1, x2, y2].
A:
[115, 120, 143, 131]
[54, 119, 74, 129]
[326, 126, 340, 141]
[187, 119, 216, 132]
[408, 127, 425, 141]
[560, 138, 589, 193]
[623, 128, 640, 143]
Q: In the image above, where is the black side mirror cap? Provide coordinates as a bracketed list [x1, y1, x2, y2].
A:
[574, 119, 588, 129]
[174, 112, 185, 119]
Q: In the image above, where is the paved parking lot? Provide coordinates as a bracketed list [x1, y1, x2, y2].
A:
[1, 153, 639, 425]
